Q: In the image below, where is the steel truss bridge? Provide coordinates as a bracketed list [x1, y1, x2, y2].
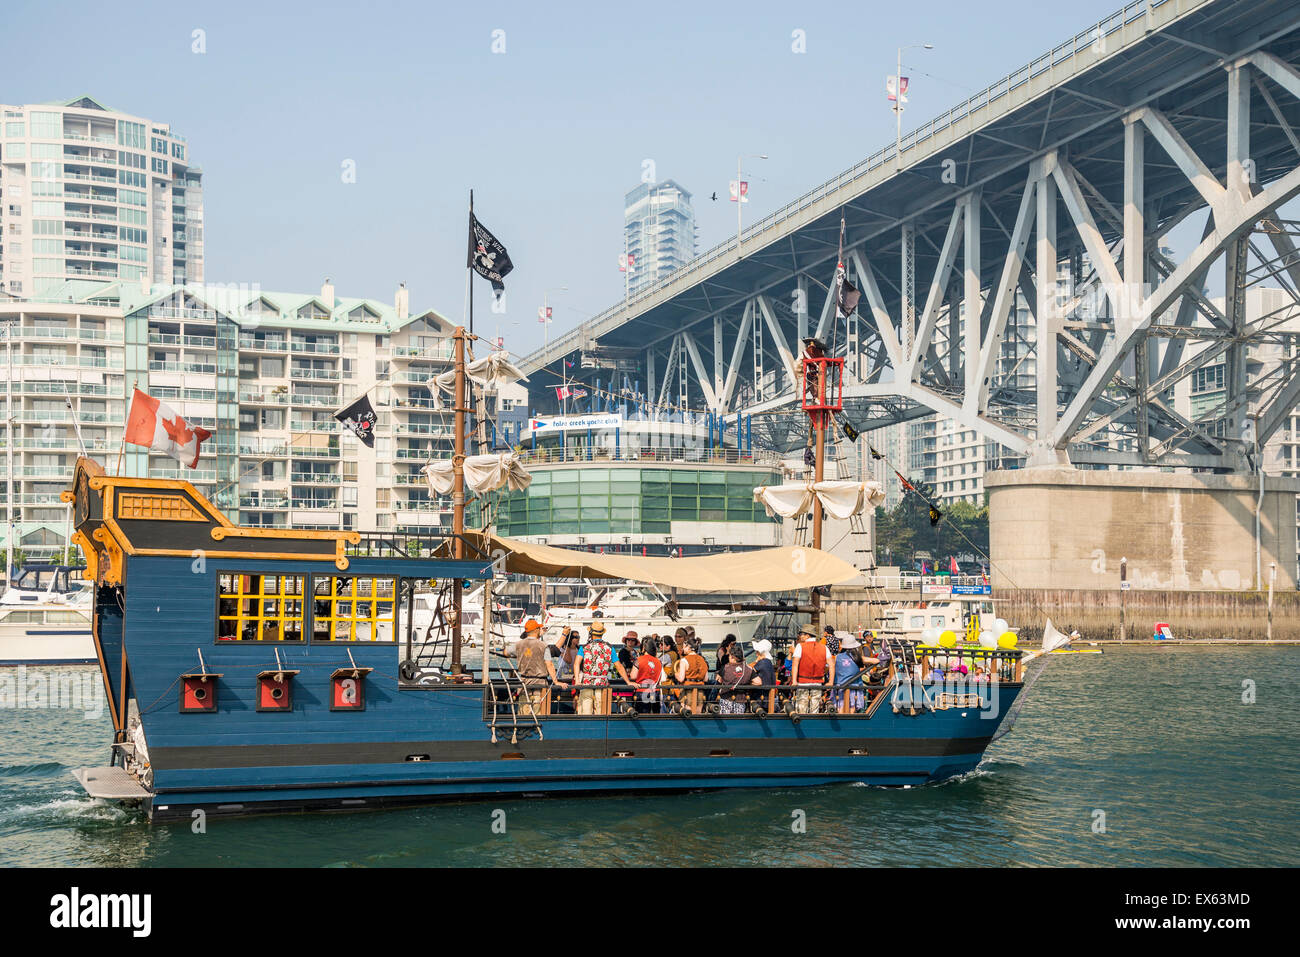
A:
[522, 0, 1300, 471]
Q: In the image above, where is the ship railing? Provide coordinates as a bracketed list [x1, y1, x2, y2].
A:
[344, 531, 490, 561]
[479, 677, 896, 720]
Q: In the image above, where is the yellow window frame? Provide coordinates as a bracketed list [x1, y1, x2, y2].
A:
[217, 573, 304, 642]
[312, 575, 396, 642]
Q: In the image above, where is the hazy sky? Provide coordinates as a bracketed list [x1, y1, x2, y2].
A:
[3, 0, 1129, 351]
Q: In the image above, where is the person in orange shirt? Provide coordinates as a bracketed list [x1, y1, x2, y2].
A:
[789, 623, 831, 714]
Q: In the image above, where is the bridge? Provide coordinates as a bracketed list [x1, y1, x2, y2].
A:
[521, 0, 1300, 475]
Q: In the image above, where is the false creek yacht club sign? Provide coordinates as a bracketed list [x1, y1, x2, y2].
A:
[528, 413, 624, 434]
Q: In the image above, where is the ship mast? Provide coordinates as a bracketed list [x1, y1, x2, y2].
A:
[810, 396, 825, 633]
[450, 326, 467, 675]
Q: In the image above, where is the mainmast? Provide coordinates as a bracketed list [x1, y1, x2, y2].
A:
[450, 326, 468, 675]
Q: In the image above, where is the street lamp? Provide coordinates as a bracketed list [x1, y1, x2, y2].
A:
[894, 43, 934, 170]
[735, 153, 768, 253]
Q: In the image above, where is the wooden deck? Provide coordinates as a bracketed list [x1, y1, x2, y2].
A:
[71, 766, 151, 800]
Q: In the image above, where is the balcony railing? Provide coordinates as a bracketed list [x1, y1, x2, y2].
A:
[290, 499, 339, 510]
[291, 472, 341, 485]
[289, 419, 338, 432]
[291, 447, 341, 459]
[149, 360, 216, 375]
[394, 423, 452, 437]
[239, 495, 289, 509]
[289, 367, 340, 381]
[289, 340, 341, 355]
[393, 344, 455, 360]
[239, 336, 288, 351]
[150, 469, 217, 481]
[240, 391, 290, 405]
[512, 446, 782, 468]
[148, 332, 217, 349]
[290, 394, 339, 408]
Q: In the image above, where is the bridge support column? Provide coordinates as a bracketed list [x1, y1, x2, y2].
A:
[986, 468, 1300, 592]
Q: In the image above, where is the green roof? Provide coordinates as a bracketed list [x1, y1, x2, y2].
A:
[55, 282, 454, 335]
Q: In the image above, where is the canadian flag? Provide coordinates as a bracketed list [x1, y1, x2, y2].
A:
[124, 388, 212, 468]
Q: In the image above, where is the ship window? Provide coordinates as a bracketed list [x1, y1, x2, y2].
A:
[311, 576, 396, 642]
[216, 574, 305, 641]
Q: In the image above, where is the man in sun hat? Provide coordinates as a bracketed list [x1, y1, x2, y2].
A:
[513, 618, 557, 716]
[574, 620, 613, 715]
[789, 622, 830, 713]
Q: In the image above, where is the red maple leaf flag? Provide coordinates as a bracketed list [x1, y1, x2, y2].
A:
[124, 388, 212, 468]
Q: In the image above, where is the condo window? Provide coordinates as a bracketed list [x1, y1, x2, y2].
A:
[216, 574, 305, 642]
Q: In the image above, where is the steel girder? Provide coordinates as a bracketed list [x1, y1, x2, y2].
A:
[523, 1, 1300, 467]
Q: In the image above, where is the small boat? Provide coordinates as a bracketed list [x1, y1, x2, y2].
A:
[0, 564, 96, 665]
[1050, 647, 1102, 655]
[537, 582, 767, 649]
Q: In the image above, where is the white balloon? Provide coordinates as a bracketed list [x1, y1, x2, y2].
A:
[921, 627, 938, 644]
[994, 618, 1009, 635]
[978, 630, 996, 648]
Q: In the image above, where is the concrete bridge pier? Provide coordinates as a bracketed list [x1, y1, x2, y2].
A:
[986, 468, 1300, 639]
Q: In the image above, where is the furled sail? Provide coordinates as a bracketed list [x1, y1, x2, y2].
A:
[433, 351, 529, 397]
[423, 452, 532, 495]
[753, 480, 886, 520]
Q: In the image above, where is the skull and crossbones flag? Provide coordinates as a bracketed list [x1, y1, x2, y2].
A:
[335, 394, 378, 448]
[468, 212, 514, 296]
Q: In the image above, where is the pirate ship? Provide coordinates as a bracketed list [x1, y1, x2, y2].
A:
[68, 326, 1058, 822]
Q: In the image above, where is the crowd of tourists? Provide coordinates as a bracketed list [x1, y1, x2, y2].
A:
[503, 617, 905, 717]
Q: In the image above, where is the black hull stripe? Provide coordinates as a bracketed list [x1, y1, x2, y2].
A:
[152, 766, 941, 796]
[150, 734, 994, 770]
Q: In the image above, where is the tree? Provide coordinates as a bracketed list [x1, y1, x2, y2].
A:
[873, 487, 989, 569]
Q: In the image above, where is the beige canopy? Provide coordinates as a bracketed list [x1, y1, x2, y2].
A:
[456, 532, 862, 592]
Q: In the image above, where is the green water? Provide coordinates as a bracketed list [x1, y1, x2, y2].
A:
[1, 645, 1296, 867]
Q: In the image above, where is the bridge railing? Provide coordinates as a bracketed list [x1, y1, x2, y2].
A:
[531, 0, 1183, 368]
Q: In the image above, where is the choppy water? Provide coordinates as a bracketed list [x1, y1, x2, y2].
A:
[1, 645, 1296, 867]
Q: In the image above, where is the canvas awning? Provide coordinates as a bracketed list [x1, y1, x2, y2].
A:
[452, 532, 862, 593]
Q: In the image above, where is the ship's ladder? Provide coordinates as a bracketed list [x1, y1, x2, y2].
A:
[488, 653, 544, 745]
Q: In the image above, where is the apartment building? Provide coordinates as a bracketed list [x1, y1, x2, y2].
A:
[0, 279, 476, 560]
[0, 97, 202, 297]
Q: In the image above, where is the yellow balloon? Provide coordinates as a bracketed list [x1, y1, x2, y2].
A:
[938, 630, 958, 648]
[998, 631, 1018, 649]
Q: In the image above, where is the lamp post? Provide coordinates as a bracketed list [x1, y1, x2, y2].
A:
[894, 43, 933, 170]
[1267, 561, 1277, 642]
[1119, 556, 1128, 642]
[735, 153, 768, 254]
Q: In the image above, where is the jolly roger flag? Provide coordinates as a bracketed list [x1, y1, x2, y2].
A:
[468, 213, 514, 295]
[834, 265, 861, 319]
[335, 393, 378, 448]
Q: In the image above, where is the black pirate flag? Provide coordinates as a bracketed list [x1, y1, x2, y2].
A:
[468, 213, 514, 295]
[335, 393, 378, 448]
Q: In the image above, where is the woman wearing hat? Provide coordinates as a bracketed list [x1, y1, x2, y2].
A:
[833, 635, 867, 714]
[749, 638, 776, 712]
